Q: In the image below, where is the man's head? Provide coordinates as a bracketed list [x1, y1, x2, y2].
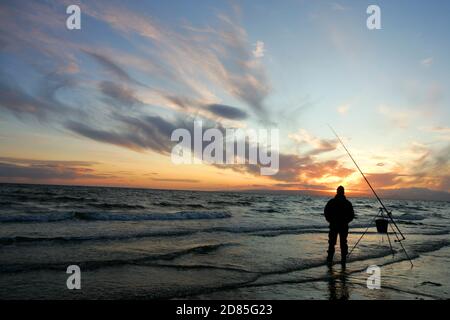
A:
[337, 185, 345, 196]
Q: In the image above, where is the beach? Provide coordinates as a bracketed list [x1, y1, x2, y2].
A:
[0, 183, 448, 300]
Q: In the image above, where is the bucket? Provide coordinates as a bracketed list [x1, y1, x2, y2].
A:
[375, 218, 389, 234]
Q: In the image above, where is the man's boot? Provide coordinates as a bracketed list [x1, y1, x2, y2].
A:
[326, 250, 334, 265]
[341, 252, 347, 266]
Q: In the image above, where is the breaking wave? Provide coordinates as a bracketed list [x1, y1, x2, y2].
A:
[0, 211, 231, 223]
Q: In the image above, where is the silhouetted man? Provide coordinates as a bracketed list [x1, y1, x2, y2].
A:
[325, 186, 354, 265]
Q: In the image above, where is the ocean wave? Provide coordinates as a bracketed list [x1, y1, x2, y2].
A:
[154, 201, 176, 207]
[88, 202, 147, 210]
[389, 204, 429, 212]
[0, 243, 236, 273]
[74, 211, 231, 221]
[0, 210, 231, 223]
[1, 218, 446, 246]
[154, 201, 206, 209]
[254, 207, 283, 213]
[397, 213, 426, 221]
[0, 212, 75, 223]
[0, 230, 198, 245]
[0, 224, 328, 246]
[208, 200, 252, 206]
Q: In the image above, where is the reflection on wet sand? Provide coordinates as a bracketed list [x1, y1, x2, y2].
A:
[328, 265, 349, 300]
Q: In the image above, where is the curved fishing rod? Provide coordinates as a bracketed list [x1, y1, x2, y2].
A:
[328, 125, 406, 240]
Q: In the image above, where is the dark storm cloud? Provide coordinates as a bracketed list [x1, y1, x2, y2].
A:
[206, 104, 248, 120]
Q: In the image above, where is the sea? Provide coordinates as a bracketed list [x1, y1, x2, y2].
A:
[0, 183, 449, 299]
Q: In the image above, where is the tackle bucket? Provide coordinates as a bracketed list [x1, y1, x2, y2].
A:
[375, 218, 389, 234]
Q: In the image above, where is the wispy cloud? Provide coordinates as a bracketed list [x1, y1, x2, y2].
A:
[331, 2, 349, 11]
[0, 71, 79, 120]
[288, 129, 338, 156]
[99, 81, 141, 108]
[378, 104, 411, 129]
[420, 126, 450, 141]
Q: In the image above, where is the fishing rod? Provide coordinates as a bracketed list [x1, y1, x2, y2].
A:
[328, 125, 414, 267]
[328, 125, 405, 240]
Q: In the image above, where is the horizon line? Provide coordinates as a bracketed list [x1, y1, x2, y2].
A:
[1, 181, 448, 203]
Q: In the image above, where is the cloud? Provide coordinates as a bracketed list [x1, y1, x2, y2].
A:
[0, 1, 77, 68]
[66, 114, 210, 155]
[0, 157, 109, 182]
[219, 153, 353, 184]
[0, 71, 77, 120]
[1, 0, 273, 128]
[79, 1, 272, 118]
[151, 178, 200, 183]
[349, 142, 450, 194]
[66, 120, 146, 152]
[272, 183, 330, 190]
[420, 126, 450, 141]
[414, 143, 450, 178]
[207, 129, 350, 184]
[81, 0, 163, 41]
[84, 50, 146, 87]
[378, 104, 411, 129]
[331, 3, 349, 11]
[420, 57, 433, 67]
[252, 41, 265, 58]
[164, 95, 198, 110]
[99, 81, 141, 108]
[378, 188, 450, 202]
[363, 172, 407, 188]
[288, 129, 338, 155]
[206, 104, 248, 120]
[0, 157, 96, 167]
[424, 126, 450, 134]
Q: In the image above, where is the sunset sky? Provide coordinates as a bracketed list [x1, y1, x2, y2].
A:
[0, 0, 449, 200]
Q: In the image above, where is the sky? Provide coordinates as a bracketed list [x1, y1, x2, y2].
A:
[0, 0, 449, 200]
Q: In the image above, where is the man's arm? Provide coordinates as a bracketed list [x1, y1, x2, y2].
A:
[324, 200, 332, 222]
[347, 201, 355, 223]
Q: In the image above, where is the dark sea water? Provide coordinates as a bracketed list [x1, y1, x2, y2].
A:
[0, 183, 449, 299]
